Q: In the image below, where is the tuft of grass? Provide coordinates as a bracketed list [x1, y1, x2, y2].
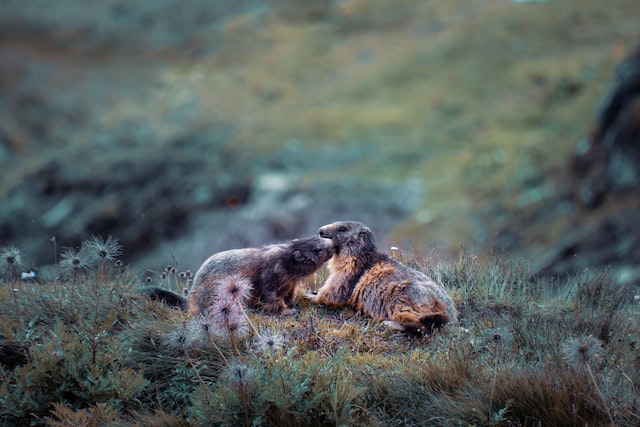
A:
[1, 240, 639, 426]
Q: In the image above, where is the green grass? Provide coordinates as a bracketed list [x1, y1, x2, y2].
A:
[6, 0, 636, 255]
[184, 0, 639, 249]
[1, 240, 639, 426]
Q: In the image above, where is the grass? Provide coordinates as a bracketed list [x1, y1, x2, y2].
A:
[180, 0, 640, 249]
[4, 0, 638, 258]
[3, 2, 640, 424]
[1, 239, 639, 426]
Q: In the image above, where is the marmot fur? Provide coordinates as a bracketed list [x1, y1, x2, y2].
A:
[188, 235, 334, 315]
[144, 287, 188, 310]
[308, 221, 457, 334]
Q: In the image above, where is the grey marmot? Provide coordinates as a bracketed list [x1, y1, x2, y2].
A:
[187, 235, 334, 315]
[308, 221, 457, 334]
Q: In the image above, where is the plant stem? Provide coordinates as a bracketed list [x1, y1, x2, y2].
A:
[586, 362, 614, 424]
[10, 285, 32, 363]
[238, 383, 251, 427]
[237, 302, 260, 337]
[207, 334, 229, 365]
[226, 321, 241, 357]
[67, 280, 77, 322]
[488, 344, 500, 421]
[184, 349, 215, 398]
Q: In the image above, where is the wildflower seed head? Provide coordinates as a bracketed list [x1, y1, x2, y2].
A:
[216, 274, 253, 304]
[255, 330, 285, 355]
[225, 316, 250, 341]
[220, 360, 257, 390]
[206, 300, 249, 342]
[188, 315, 215, 344]
[59, 245, 95, 276]
[163, 322, 198, 356]
[1, 246, 24, 272]
[561, 335, 603, 366]
[85, 235, 123, 263]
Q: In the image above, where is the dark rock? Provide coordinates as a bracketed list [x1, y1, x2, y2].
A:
[0, 126, 252, 266]
[572, 43, 640, 200]
[494, 44, 640, 281]
[531, 205, 640, 278]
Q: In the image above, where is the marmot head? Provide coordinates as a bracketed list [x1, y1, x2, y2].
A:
[284, 236, 334, 275]
[318, 221, 376, 255]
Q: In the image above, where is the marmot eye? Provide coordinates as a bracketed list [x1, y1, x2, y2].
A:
[338, 226, 348, 232]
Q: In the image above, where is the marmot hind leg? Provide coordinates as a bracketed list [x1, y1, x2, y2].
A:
[389, 298, 450, 335]
[260, 297, 298, 315]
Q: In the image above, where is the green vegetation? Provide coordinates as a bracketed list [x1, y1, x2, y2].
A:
[11, 0, 631, 254]
[1, 239, 639, 426]
[136, 0, 640, 247]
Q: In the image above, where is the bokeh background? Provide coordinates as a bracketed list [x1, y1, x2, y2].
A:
[1, 0, 639, 280]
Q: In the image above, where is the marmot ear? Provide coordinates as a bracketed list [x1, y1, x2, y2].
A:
[293, 250, 305, 262]
[360, 227, 371, 235]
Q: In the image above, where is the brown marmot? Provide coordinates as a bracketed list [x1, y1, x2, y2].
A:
[308, 221, 457, 334]
[187, 235, 334, 315]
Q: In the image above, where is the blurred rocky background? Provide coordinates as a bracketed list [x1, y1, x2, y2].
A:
[0, 0, 639, 280]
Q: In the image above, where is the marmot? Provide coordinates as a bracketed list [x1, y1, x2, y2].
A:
[187, 235, 334, 315]
[144, 287, 188, 310]
[308, 221, 457, 334]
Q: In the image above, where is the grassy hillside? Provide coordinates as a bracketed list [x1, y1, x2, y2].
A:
[1, 3, 640, 423]
[1, 239, 639, 426]
[2, 0, 639, 262]
[102, 0, 640, 248]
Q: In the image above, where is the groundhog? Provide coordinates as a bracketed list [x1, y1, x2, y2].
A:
[187, 235, 334, 315]
[308, 221, 457, 334]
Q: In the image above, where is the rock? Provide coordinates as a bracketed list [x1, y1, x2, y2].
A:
[495, 43, 640, 280]
[0, 126, 252, 266]
[572, 43, 640, 201]
[538, 44, 640, 278]
[531, 206, 640, 278]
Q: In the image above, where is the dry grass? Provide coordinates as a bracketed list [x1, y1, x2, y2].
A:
[1, 240, 639, 426]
